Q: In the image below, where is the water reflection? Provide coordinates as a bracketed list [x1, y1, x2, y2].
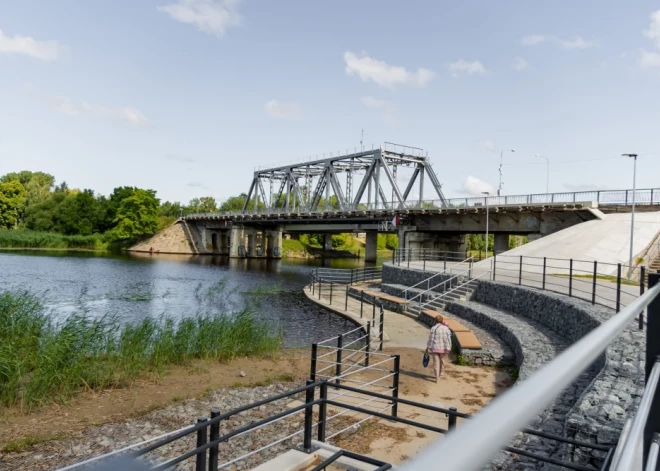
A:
[0, 250, 380, 347]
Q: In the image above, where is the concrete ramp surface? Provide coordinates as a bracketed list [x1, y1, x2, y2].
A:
[499, 211, 660, 275]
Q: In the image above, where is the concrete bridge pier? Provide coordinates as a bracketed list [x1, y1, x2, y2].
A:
[267, 227, 283, 258]
[494, 233, 510, 255]
[230, 226, 245, 257]
[323, 234, 333, 251]
[365, 231, 378, 262]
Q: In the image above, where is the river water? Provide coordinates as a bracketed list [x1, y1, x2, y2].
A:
[0, 250, 379, 348]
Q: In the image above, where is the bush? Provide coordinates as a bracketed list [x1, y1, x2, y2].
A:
[0, 290, 282, 409]
[0, 229, 105, 249]
[332, 233, 350, 248]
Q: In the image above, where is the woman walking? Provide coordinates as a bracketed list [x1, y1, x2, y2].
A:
[426, 314, 452, 383]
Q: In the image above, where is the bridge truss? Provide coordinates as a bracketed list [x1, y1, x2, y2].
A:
[242, 144, 447, 213]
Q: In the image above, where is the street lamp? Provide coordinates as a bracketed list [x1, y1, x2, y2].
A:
[498, 149, 515, 196]
[482, 191, 490, 259]
[534, 154, 550, 194]
[622, 153, 638, 279]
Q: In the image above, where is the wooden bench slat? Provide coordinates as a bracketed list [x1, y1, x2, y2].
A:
[454, 331, 483, 350]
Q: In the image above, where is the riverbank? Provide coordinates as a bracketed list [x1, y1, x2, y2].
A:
[0, 229, 108, 250]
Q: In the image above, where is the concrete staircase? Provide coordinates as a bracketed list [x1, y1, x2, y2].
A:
[406, 280, 477, 317]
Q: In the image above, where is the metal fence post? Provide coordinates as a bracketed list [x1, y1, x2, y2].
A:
[195, 417, 208, 471]
[350, 269, 354, 285]
[208, 410, 220, 471]
[493, 252, 497, 281]
[372, 301, 376, 322]
[345, 286, 349, 311]
[448, 407, 458, 431]
[519, 256, 523, 285]
[335, 334, 343, 388]
[360, 292, 364, 318]
[365, 323, 371, 367]
[379, 305, 385, 351]
[302, 379, 314, 453]
[329, 281, 333, 305]
[391, 355, 400, 418]
[312, 279, 315, 295]
[318, 381, 328, 442]
[318, 280, 321, 300]
[616, 263, 622, 313]
[640, 266, 646, 329]
[542, 257, 546, 290]
[569, 259, 573, 297]
[592, 261, 597, 305]
[310, 343, 318, 381]
[444, 251, 447, 271]
[423, 248, 426, 271]
[644, 273, 660, 463]
[408, 248, 411, 268]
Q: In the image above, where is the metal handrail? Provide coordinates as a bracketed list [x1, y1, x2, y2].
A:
[399, 282, 660, 471]
[405, 264, 476, 307]
[416, 270, 491, 312]
[401, 256, 474, 299]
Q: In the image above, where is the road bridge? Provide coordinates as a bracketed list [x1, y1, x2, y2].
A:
[179, 144, 660, 261]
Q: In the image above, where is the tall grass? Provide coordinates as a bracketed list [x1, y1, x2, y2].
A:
[0, 291, 282, 409]
[0, 229, 106, 250]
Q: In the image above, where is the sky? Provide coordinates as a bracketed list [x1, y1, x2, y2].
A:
[1, 0, 659, 204]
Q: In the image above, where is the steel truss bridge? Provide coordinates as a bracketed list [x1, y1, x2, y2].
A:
[241, 143, 446, 214]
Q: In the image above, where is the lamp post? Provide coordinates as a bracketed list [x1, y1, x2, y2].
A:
[482, 192, 490, 258]
[622, 153, 638, 279]
[534, 154, 550, 194]
[498, 149, 515, 196]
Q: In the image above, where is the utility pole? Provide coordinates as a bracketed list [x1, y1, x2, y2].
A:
[498, 149, 515, 196]
[622, 153, 638, 279]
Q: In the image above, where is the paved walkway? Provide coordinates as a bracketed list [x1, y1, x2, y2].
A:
[303, 282, 428, 350]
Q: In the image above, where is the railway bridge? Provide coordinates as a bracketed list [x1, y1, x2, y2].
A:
[180, 144, 659, 261]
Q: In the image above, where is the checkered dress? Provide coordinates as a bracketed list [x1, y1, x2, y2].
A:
[427, 323, 452, 353]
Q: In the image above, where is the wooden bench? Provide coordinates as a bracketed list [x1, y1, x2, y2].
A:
[363, 291, 407, 306]
[422, 309, 483, 350]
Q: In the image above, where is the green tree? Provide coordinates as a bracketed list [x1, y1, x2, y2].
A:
[159, 201, 184, 218]
[0, 181, 27, 229]
[107, 189, 160, 241]
[188, 196, 217, 213]
[219, 193, 264, 212]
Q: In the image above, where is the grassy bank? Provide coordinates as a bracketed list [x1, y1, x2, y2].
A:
[0, 291, 282, 410]
[0, 229, 107, 250]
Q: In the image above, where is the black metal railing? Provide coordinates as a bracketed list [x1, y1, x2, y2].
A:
[57, 375, 614, 471]
[392, 248, 467, 270]
[485, 254, 645, 316]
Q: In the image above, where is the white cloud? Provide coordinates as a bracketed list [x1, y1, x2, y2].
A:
[448, 59, 486, 78]
[477, 139, 497, 153]
[264, 100, 303, 119]
[521, 34, 545, 46]
[462, 176, 495, 196]
[640, 50, 660, 69]
[0, 28, 61, 61]
[344, 51, 434, 88]
[558, 36, 596, 49]
[158, 0, 240, 37]
[644, 10, 660, 49]
[360, 96, 395, 123]
[51, 96, 148, 126]
[512, 57, 529, 71]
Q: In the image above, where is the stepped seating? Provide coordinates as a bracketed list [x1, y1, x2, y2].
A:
[421, 309, 483, 350]
[363, 290, 406, 306]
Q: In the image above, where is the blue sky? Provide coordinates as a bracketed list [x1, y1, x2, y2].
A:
[1, 0, 659, 204]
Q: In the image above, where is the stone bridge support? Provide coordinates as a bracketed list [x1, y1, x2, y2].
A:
[230, 226, 245, 258]
[365, 231, 378, 262]
[323, 233, 333, 251]
[494, 233, 510, 255]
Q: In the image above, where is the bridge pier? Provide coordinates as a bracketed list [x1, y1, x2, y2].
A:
[494, 233, 510, 255]
[268, 227, 283, 258]
[365, 231, 378, 262]
[323, 234, 333, 251]
[230, 226, 245, 257]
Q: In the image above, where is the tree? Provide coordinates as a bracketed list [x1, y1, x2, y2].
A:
[107, 189, 160, 241]
[159, 201, 184, 218]
[219, 193, 264, 212]
[188, 196, 217, 213]
[0, 181, 27, 229]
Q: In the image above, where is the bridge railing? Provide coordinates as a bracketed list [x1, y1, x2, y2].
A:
[400, 275, 660, 471]
[182, 187, 660, 219]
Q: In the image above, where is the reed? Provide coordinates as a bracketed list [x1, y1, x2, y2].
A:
[0, 229, 106, 250]
[0, 291, 282, 409]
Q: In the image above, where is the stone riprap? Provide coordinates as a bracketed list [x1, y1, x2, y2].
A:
[382, 263, 451, 294]
[465, 280, 644, 469]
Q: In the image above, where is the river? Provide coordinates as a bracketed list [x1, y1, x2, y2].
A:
[0, 250, 380, 348]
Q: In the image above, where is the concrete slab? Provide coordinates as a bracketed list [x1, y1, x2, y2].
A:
[251, 449, 318, 471]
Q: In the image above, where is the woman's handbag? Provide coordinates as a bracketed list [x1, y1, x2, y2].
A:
[422, 353, 430, 368]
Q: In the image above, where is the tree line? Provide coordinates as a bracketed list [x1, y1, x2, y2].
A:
[0, 170, 258, 243]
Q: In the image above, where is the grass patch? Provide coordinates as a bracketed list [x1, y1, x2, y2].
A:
[282, 238, 307, 253]
[0, 290, 282, 410]
[551, 273, 640, 286]
[0, 229, 107, 250]
[1, 434, 63, 453]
